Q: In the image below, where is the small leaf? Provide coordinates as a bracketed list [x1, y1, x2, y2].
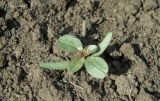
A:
[84, 45, 98, 54]
[68, 55, 84, 73]
[84, 57, 108, 79]
[57, 35, 83, 52]
[39, 61, 69, 70]
[93, 32, 112, 56]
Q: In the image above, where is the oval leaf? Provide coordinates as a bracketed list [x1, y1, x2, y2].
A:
[39, 61, 69, 70]
[84, 57, 108, 79]
[93, 32, 112, 56]
[57, 35, 83, 52]
[68, 55, 84, 73]
[84, 45, 98, 54]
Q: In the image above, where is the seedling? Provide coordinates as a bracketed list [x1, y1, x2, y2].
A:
[40, 32, 112, 79]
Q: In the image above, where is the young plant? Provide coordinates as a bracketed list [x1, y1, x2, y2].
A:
[40, 32, 112, 79]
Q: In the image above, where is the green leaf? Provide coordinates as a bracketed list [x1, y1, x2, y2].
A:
[84, 57, 108, 79]
[84, 45, 98, 54]
[57, 35, 83, 52]
[39, 61, 69, 70]
[68, 55, 84, 73]
[93, 32, 112, 56]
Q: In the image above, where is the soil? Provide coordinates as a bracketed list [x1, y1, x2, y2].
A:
[0, 0, 160, 101]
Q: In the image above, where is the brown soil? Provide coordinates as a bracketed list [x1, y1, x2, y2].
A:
[0, 0, 160, 101]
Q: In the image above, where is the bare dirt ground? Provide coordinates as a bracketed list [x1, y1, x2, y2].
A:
[0, 0, 160, 101]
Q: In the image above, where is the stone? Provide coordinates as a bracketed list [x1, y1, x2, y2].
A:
[38, 88, 54, 101]
[115, 75, 131, 95]
[136, 88, 155, 101]
[120, 43, 135, 61]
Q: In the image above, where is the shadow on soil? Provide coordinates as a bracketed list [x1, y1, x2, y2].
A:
[104, 44, 132, 76]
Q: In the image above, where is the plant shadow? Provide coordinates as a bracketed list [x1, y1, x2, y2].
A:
[103, 41, 133, 76]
